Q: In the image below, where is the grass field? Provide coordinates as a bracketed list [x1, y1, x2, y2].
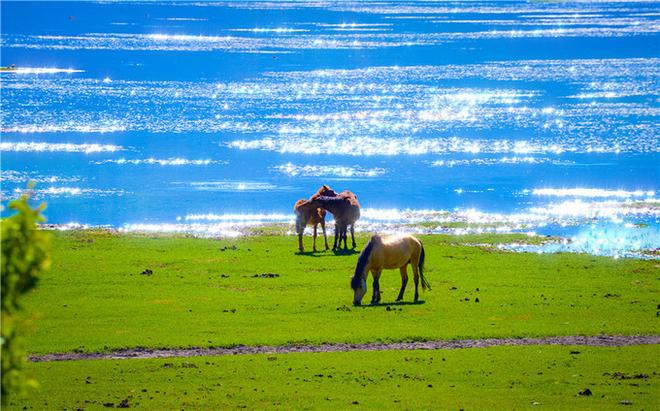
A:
[7, 230, 660, 409]
[15, 230, 659, 354]
[7, 345, 659, 410]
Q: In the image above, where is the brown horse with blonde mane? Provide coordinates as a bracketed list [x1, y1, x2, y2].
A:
[294, 199, 329, 253]
[351, 234, 431, 306]
[310, 185, 360, 251]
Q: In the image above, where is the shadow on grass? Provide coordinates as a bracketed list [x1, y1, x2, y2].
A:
[295, 250, 331, 257]
[332, 248, 359, 256]
[295, 248, 360, 257]
[356, 300, 426, 308]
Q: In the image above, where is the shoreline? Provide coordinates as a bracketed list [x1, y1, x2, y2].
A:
[39, 223, 660, 259]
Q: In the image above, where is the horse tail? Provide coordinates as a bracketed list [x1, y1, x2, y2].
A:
[419, 241, 431, 291]
[294, 199, 305, 213]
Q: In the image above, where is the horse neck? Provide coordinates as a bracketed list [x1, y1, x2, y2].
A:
[314, 198, 341, 214]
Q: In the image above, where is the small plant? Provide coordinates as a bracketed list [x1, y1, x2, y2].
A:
[1, 188, 50, 404]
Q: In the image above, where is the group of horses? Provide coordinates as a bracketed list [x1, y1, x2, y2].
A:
[294, 185, 431, 306]
[294, 185, 360, 253]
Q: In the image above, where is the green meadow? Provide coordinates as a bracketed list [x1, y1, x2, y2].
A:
[16, 231, 658, 354]
[7, 230, 660, 409]
[8, 345, 659, 410]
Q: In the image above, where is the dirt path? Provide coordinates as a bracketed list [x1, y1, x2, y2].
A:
[30, 335, 659, 363]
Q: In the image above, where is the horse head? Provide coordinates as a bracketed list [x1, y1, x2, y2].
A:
[352, 276, 367, 306]
[351, 236, 377, 305]
[315, 185, 339, 198]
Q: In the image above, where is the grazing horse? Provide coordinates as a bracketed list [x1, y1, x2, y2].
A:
[294, 199, 329, 252]
[311, 185, 360, 250]
[350, 234, 431, 306]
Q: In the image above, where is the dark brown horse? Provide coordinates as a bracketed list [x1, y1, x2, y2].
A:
[311, 185, 360, 251]
[294, 199, 329, 252]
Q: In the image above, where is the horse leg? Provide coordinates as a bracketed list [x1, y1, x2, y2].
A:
[321, 219, 329, 250]
[342, 224, 348, 250]
[396, 266, 408, 301]
[297, 225, 304, 252]
[333, 223, 340, 251]
[371, 270, 381, 305]
[411, 261, 420, 302]
[312, 223, 318, 252]
[350, 224, 356, 249]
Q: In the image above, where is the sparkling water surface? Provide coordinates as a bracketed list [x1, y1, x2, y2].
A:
[1, 1, 658, 257]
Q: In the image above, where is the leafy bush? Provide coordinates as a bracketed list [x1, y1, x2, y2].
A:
[1, 191, 50, 404]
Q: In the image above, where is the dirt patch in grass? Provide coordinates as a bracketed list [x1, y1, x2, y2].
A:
[30, 335, 659, 362]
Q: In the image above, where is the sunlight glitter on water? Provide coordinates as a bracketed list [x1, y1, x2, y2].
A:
[499, 223, 660, 259]
[228, 136, 575, 156]
[0, 142, 124, 153]
[119, 223, 246, 237]
[1, 170, 82, 184]
[2, 0, 657, 259]
[431, 157, 571, 167]
[1, 67, 84, 74]
[274, 163, 386, 178]
[183, 213, 292, 222]
[10, 187, 126, 199]
[92, 158, 226, 166]
[186, 181, 283, 192]
[531, 188, 655, 198]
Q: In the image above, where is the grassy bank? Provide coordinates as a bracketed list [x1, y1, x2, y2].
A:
[6, 345, 659, 410]
[15, 230, 659, 354]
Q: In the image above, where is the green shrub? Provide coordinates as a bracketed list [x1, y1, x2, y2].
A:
[1, 191, 50, 404]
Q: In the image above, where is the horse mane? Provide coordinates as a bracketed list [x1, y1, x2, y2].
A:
[313, 195, 346, 203]
[351, 235, 379, 289]
[313, 185, 333, 197]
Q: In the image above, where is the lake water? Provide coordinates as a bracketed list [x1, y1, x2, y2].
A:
[1, 1, 658, 258]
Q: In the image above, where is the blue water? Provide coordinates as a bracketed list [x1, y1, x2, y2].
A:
[1, 1, 658, 256]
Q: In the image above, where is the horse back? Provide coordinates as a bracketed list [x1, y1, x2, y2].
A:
[374, 235, 420, 269]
